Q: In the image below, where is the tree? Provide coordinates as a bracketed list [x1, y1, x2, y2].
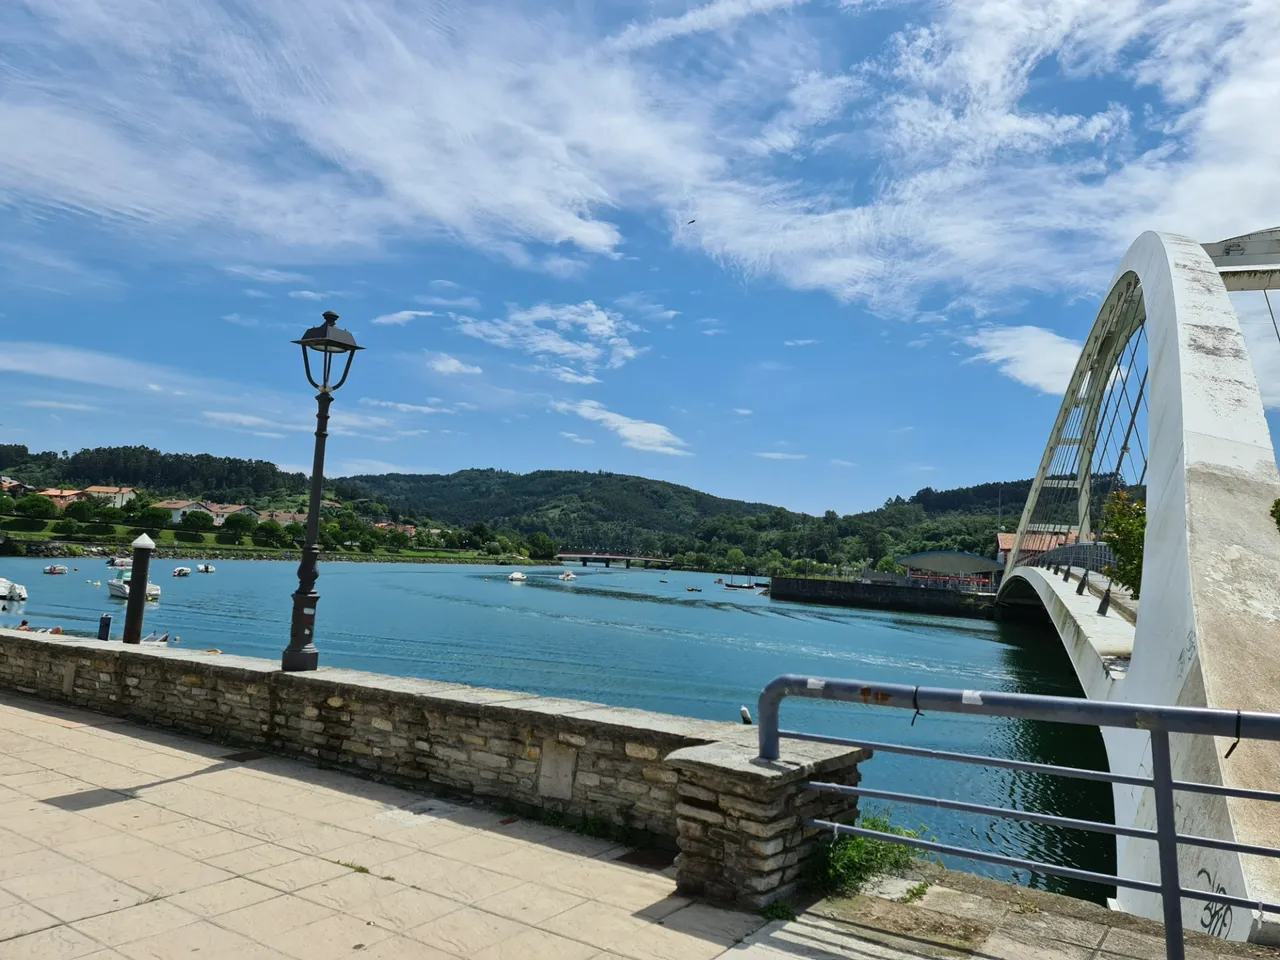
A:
[14, 494, 58, 519]
[52, 518, 82, 536]
[1101, 491, 1145, 598]
[485, 541, 502, 555]
[725, 547, 746, 572]
[283, 522, 306, 542]
[0, 494, 13, 515]
[181, 510, 215, 532]
[221, 512, 257, 537]
[64, 500, 96, 522]
[527, 532, 557, 559]
[387, 530, 410, 551]
[96, 506, 125, 524]
[256, 519, 284, 546]
[139, 506, 173, 528]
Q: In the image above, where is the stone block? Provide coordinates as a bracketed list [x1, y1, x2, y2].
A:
[675, 802, 725, 825]
[625, 742, 659, 760]
[642, 765, 678, 784]
[538, 738, 577, 800]
[558, 732, 587, 747]
[370, 717, 394, 732]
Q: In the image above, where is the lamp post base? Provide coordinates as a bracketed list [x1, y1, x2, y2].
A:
[281, 646, 319, 672]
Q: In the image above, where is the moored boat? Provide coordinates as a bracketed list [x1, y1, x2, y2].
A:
[43, 565, 69, 575]
[173, 567, 192, 577]
[0, 578, 28, 602]
[106, 557, 132, 569]
[557, 571, 577, 581]
[508, 571, 528, 582]
[196, 564, 216, 573]
[107, 570, 161, 601]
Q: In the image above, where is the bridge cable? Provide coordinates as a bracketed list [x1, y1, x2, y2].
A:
[1265, 290, 1280, 348]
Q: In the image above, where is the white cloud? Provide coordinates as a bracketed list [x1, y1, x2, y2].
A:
[359, 397, 449, 414]
[225, 266, 308, 284]
[289, 290, 346, 301]
[431, 279, 460, 289]
[416, 295, 482, 310]
[429, 353, 483, 376]
[341, 459, 416, 475]
[733, 408, 753, 415]
[783, 339, 817, 347]
[243, 289, 269, 298]
[4, 0, 1279, 321]
[607, 0, 804, 52]
[560, 431, 595, 445]
[755, 451, 807, 460]
[221, 312, 258, 327]
[0, 343, 200, 393]
[964, 325, 1082, 394]
[1233, 291, 1280, 410]
[204, 411, 306, 431]
[615, 293, 679, 322]
[456, 301, 642, 382]
[553, 400, 690, 455]
[702, 328, 726, 337]
[21, 400, 93, 411]
[831, 458, 857, 467]
[532, 365, 601, 385]
[372, 310, 434, 326]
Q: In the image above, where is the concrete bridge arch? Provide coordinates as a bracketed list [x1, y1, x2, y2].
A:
[996, 231, 1280, 942]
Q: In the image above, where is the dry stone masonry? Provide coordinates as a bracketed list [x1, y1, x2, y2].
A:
[0, 629, 865, 906]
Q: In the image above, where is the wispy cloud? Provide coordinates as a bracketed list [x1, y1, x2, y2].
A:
[831, 458, 857, 467]
[429, 353, 483, 376]
[560, 431, 595, 445]
[733, 408, 753, 415]
[607, 0, 804, 51]
[359, 397, 449, 414]
[204, 411, 306, 432]
[755, 451, 807, 460]
[456, 302, 642, 383]
[783, 339, 818, 347]
[21, 400, 93, 412]
[372, 310, 434, 326]
[221, 313, 258, 327]
[225, 266, 308, 284]
[964, 325, 1082, 394]
[553, 400, 690, 455]
[289, 290, 345, 301]
[416, 295, 482, 310]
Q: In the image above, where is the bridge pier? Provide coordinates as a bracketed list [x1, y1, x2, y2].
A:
[625, 559, 631, 569]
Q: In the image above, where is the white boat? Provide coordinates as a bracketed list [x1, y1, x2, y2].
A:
[196, 564, 216, 573]
[0, 578, 27, 602]
[508, 571, 527, 582]
[106, 557, 132, 569]
[43, 565, 69, 575]
[173, 567, 192, 577]
[558, 571, 577, 581]
[107, 570, 161, 602]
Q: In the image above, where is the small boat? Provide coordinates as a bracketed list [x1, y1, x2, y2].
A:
[173, 567, 192, 578]
[196, 564, 216, 574]
[106, 557, 133, 569]
[43, 565, 69, 575]
[715, 578, 724, 584]
[139, 632, 172, 646]
[659, 578, 669, 583]
[686, 586, 702, 593]
[0, 578, 28, 602]
[107, 570, 161, 602]
[754, 581, 770, 588]
[508, 571, 527, 582]
[558, 571, 578, 581]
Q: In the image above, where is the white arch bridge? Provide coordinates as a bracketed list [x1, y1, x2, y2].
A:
[995, 229, 1280, 943]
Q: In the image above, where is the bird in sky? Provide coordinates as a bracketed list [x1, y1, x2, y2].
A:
[687, 219, 696, 225]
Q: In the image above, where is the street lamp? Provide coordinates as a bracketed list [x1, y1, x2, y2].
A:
[282, 311, 364, 672]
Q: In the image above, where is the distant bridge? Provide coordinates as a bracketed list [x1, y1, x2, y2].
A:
[996, 229, 1280, 942]
[555, 552, 672, 569]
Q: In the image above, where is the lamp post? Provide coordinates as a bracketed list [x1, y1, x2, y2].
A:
[282, 311, 363, 672]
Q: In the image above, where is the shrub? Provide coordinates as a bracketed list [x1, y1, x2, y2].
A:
[1271, 498, 1280, 533]
[1100, 491, 1145, 598]
[14, 494, 58, 519]
[52, 518, 82, 536]
[805, 808, 925, 897]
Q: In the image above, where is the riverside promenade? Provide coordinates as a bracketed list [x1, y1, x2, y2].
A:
[3, 694, 1278, 959]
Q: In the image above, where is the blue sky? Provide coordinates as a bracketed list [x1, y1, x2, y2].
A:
[1, 0, 1277, 515]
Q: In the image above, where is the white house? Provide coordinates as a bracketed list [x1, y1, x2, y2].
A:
[82, 486, 137, 509]
[152, 500, 213, 524]
[205, 503, 260, 527]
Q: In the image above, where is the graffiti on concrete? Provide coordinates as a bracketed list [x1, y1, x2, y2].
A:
[1196, 868, 1233, 939]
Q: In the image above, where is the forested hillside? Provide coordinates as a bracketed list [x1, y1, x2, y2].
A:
[1, 443, 1030, 571]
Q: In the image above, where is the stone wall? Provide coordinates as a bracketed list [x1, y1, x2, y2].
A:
[771, 576, 996, 619]
[0, 629, 865, 906]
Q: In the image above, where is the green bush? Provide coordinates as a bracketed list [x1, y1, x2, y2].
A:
[805, 808, 925, 897]
[1271, 498, 1280, 533]
[1100, 491, 1145, 598]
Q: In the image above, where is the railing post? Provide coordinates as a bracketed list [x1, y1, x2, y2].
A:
[1149, 730, 1186, 960]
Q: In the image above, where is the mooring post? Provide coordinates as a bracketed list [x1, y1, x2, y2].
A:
[121, 533, 155, 644]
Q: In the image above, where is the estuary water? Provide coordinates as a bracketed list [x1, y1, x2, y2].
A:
[0, 557, 1113, 900]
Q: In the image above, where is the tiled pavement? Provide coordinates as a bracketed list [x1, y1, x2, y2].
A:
[0, 693, 764, 960]
[3, 693, 1275, 960]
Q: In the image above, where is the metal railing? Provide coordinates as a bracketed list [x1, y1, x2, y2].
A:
[756, 675, 1280, 960]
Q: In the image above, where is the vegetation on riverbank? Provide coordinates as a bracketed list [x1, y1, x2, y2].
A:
[1, 443, 1032, 572]
[806, 809, 928, 897]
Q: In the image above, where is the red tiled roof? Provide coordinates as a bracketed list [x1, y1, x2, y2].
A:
[83, 486, 135, 495]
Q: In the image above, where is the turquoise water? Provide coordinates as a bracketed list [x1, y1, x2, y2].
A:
[0, 557, 1114, 899]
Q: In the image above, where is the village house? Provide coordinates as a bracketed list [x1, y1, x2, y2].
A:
[374, 521, 416, 537]
[995, 530, 1078, 565]
[81, 485, 137, 509]
[258, 510, 308, 526]
[204, 503, 260, 527]
[36, 488, 85, 510]
[0, 477, 34, 500]
[152, 499, 214, 524]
